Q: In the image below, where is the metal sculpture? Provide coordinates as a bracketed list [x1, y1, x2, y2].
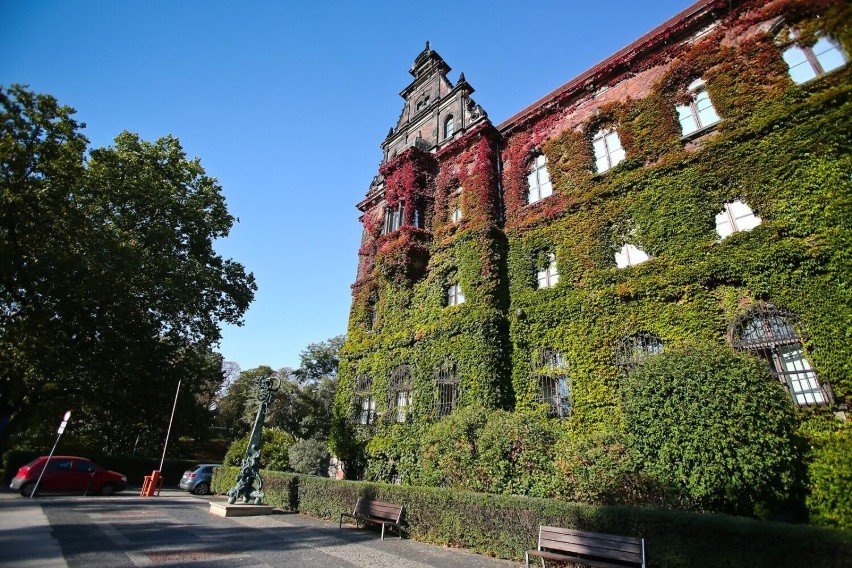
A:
[227, 372, 280, 504]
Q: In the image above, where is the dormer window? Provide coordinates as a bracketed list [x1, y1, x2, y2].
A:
[782, 31, 847, 84]
[445, 115, 455, 139]
[526, 154, 553, 205]
[677, 79, 721, 136]
[592, 128, 626, 173]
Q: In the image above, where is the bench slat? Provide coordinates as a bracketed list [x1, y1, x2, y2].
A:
[534, 525, 645, 568]
[539, 534, 642, 556]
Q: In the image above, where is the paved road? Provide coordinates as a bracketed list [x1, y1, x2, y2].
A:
[2, 490, 521, 568]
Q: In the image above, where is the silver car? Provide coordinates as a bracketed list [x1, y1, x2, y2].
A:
[178, 464, 220, 495]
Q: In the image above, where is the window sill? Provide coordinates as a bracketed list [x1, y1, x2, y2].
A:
[681, 120, 722, 142]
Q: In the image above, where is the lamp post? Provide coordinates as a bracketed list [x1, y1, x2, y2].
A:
[32, 410, 71, 498]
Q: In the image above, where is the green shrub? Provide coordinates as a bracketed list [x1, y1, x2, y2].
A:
[210, 466, 852, 567]
[416, 406, 487, 489]
[553, 428, 671, 506]
[288, 438, 330, 475]
[223, 427, 294, 472]
[807, 426, 852, 529]
[622, 341, 799, 515]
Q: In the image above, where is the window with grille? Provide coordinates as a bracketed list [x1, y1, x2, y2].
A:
[526, 154, 553, 205]
[532, 350, 572, 418]
[388, 365, 413, 423]
[592, 128, 626, 173]
[729, 303, 833, 406]
[537, 253, 559, 289]
[353, 374, 376, 425]
[677, 79, 721, 136]
[715, 200, 761, 240]
[434, 362, 459, 418]
[615, 332, 664, 372]
[782, 31, 847, 84]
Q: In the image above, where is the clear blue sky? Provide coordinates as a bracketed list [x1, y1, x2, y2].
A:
[0, 0, 695, 372]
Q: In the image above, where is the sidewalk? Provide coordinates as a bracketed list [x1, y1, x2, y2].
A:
[0, 491, 67, 567]
[1, 489, 521, 567]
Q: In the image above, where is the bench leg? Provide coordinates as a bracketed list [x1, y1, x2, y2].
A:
[381, 523, 385, 540]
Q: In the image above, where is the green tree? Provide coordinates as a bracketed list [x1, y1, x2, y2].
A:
[622, 340, 799, 516]
[0, 85, 256, 453]
[224, 427, 294, 472]
[288, 437, 330, 475]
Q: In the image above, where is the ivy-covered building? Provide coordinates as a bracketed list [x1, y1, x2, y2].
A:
[333, 0, 851, 479]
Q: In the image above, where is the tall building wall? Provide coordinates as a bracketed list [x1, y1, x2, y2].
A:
[333, 0, 851, 479]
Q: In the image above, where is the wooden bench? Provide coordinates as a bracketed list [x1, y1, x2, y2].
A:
[526, 525, 645, 568]
[339, 498, 404, 540]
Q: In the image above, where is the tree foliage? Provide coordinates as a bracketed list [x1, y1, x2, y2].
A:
[288, 438, 330, 476]
[224, 427, 294, 472]
[0, 84, 256, 454]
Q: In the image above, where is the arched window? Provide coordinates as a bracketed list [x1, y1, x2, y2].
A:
[444, 115, 455, 139]
[526, 154, 553, 205]
[532, 350, 571, 418]
[353, 374, 376, 425]
[433, 362, 459, 418]
[388, 365, 412, 423]
[729, 303, 833, 406]
[615, 332, 664, 372]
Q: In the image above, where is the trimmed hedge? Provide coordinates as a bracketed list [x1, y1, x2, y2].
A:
[1, 449, 198, 488]
[211, 466, 852, 567]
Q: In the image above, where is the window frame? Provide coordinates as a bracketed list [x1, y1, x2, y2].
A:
[729, 303, 834, 407]
[446, 282, 465, 306]
[781, 29, 848, 84]
[444, 115, 455, 139]
[676, 79, 721, 137]
[531, 350, 572, 419]
[353, 374, 376, 425]
[383, 201, 405, 235]
[536, 253, 560, 289]
[525, 153, 553, 205]
[433, 362, 459, 418]
[592, 127, 626, 173]
[615, 332, 664, 372]
[387, 365, 413, 423]
[614, 242, 651, 268]
[715, 199, 762, 240]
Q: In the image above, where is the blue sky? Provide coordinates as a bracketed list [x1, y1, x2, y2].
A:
[1, 0, 695, 372]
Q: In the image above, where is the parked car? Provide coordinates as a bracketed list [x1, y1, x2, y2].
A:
[10, 456, 127, 497]
[178, 464, 221, 495]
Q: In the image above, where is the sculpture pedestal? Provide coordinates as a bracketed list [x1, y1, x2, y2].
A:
[209, 501, 275, 518]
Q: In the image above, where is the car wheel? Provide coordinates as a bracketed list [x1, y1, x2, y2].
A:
[193, 482, 211, 495]
[98, 483, 115, 496]
[20, 482, 36, 497]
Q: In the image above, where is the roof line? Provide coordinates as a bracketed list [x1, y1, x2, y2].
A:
[497, 0, 724, 132]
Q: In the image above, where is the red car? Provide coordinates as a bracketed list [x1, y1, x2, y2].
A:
[10, 456, 127, 497]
